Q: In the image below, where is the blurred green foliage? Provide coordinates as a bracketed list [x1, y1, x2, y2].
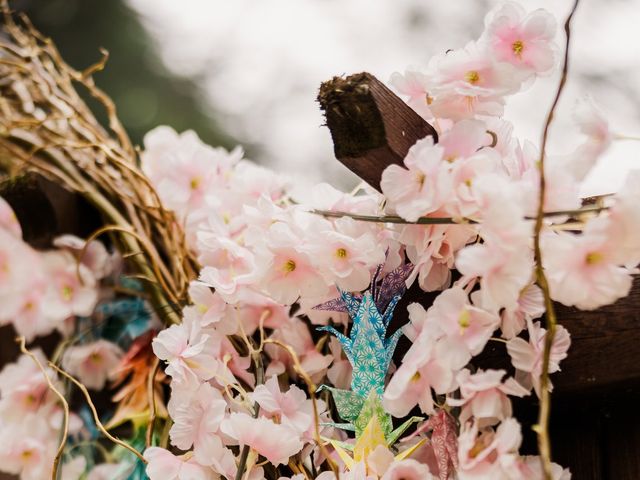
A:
[14, 0, 234, 150]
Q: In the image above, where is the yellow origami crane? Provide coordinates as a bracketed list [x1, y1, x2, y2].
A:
[329, 414, 427, 472]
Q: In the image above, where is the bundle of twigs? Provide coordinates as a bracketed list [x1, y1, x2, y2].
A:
[0, 2, 198, 324]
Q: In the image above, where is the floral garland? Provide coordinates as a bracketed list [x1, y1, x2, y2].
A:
[0, 1, 639, 480]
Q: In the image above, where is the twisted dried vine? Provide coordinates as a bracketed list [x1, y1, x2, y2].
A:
[0, 2, 199, 325]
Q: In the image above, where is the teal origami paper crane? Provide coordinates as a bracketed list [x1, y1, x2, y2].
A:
[315, 263, 420, 445]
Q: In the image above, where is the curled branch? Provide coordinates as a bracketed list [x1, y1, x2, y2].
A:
[17, 337, 69, 480]
[49, 362, 147, 464]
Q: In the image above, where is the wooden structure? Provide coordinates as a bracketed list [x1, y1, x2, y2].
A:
[318, 72, 640, 479]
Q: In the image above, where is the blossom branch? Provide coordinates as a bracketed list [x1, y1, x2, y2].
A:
[17, 337, 69, 480]
[532, 1, 580, 478]
[312, 202, 606, 225]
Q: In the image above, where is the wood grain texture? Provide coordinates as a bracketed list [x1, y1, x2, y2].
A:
[318, 72, 437, 191]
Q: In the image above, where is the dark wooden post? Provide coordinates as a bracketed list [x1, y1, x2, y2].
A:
[318, 72, 437, 191]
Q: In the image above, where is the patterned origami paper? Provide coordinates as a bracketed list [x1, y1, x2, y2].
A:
[315, 262, 419, 458]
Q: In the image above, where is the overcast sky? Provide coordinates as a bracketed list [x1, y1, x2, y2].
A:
[127, 0, 640, 196]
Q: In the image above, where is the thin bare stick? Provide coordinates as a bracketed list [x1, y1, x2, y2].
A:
[49, 362, 147, 464]
[17, 337, 70, 480]
[235, 351, 264, 480]
[532, 1, 580, 478]
[311, 203, 607, 226]
[145, 356, 161, 448]
[264, 339, 340, 479]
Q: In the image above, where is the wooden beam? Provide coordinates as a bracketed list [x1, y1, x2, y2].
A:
[318, 72, 438, 191]
[390, 274, 640, 395]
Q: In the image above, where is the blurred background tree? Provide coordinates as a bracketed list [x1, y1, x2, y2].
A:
[10, 0, 235, 150]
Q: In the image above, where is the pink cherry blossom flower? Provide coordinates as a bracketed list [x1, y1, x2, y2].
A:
[183, 281, 227, 327]
[482, 2, 558, 75]
[141, 126, 241, 220]
[402, 301, 430, 343]
[168, 382, 233, 472]
[42, 250, 98, 320]
[251, 376, 314, 434]
[448, 151, 503, 218]
[384, 328, 455, 416]
[500, 283, 545, 339]
[448, 369, 529, 426]
[428, 42, 523, 120]
[380, 137, 452, 222]
[390, 68, 433, 119]
[152, 317, 219, 381]
[366, 444, 395, 477]
[461, 171, 535, 259]
[265, 317, 333, 383]
[507, 320, 571, 396]
[439, 119, 491, 163]
[519, 159, 582, 216]
[603, 171, 640, 267]
[542, 228, 634, 310]
[198, 235, 257, 302]
[230, 160, 288, 202]
[0, 435, 49, 480]
[426, 287, 500, 368]
[559, 97, 612, 182]
[401, 224, 475, 292]
[53, 235, 115, 280]
[0, 229, 45, 326]
[221, 413, 304, 466]
[144, 447, 219, 480]
[456, 233, 533, 312]
[8, 282, 51, 342]
[233, 290, 292, 335]
[308, 225, 384, 292]
[62, 340, 124, 390]
[255, 223, 328, 305]
[381, 459, 435, 480]
[0, 351, 58, 422]
[457, 418, 522, 479]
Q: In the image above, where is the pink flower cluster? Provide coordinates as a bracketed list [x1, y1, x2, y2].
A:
[0, 200, 131, 479]
[2, 2, 639, 479]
